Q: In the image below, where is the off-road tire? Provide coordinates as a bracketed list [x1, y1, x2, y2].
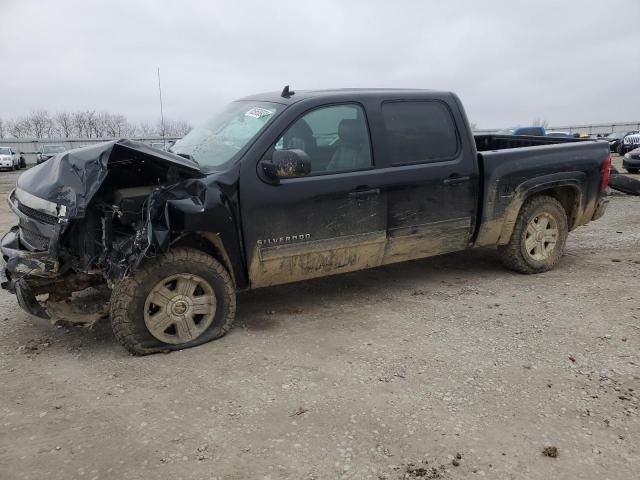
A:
[497, 195, 568, 274]
[110, 248, 236, 355]
[609, 173, 640, 196]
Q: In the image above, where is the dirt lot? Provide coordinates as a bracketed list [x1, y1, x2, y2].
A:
[0, 158, 639, 480]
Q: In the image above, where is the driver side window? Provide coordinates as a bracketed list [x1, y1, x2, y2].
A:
[275, 104, 373, 174]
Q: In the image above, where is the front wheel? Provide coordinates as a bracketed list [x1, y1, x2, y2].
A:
[110, 248, 236, 355]
[498, 195, 568, 274]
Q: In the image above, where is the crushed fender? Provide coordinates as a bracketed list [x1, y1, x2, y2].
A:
[0, 139, 217, 323]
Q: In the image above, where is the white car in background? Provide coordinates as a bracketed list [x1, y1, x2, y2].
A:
[0, 147, 21, 171]
[622, 133, 640, 156]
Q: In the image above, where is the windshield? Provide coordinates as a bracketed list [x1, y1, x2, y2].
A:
[43, 145, 65, 154]
[0, 147, 11, 155]
[170, 101, 283, 168]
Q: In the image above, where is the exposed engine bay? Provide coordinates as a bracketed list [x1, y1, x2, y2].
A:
[0, 139, 221, 323]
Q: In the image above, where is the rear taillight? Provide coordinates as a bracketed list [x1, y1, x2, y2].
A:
[600, 155, 612, 191]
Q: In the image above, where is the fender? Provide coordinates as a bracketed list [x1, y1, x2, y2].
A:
[147, 175, 248, 290]
[497, 173, 584, 244]
[475, 171, 584, 246]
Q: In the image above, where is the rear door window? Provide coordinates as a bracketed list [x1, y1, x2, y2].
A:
[382, 101, 459, 165]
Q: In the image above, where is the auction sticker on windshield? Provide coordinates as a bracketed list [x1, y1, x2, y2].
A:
[244, 107, 274, 119]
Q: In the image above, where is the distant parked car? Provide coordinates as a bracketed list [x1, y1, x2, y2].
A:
[601, 131, 639, 154]
[148, 141, 175, 152]
[620, 132, 640, 156]
[0, 147, 22, 170]
[37, 144, 66, 164]
[546, 131, 573, 138]
[623, 147, 640, 174]
[497, 126, 547, 136]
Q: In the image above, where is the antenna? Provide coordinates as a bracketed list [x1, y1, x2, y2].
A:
[281, 85, 295, 98]
[157, 67, 166, 149]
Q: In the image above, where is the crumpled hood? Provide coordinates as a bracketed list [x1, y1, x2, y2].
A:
[16, 139, 202, 219]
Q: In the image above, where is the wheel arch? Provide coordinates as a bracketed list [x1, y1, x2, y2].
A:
[170, 232, 241, 289]
[497, 179, 583, 245]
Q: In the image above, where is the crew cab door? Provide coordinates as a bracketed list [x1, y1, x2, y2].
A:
[378, 99, 479, 264]
[240, 103, 388, 288]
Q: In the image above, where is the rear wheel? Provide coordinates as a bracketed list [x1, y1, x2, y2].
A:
[498, 195, 568, 274]
[110, 248, 236, 355]
[627, 168, 639, 174]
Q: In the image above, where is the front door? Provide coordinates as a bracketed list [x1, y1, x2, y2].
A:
[241, 103, 388, 288]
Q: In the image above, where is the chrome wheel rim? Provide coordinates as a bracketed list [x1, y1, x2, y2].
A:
[144, 273, 216, 344]
[524, 212, 559, 261]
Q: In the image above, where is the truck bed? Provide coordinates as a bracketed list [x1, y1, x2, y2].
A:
[474, 134, 584, 151]
[474, 138, 610, 248]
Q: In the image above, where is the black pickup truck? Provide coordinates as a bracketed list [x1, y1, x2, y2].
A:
[0, 88, 611, 354]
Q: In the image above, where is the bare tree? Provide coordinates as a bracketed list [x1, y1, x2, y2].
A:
[55, 112, 74, 138]
[84, 110, 98, 138]
[7, 118, 30, 138]
[169, 120, 192, 137]
[28, 110, 53, 138]
[2, 109, 191, 139]
[137, 121, 156, 137]
[532, 118, 549, 128]
[103, 113, 131, 137]
[72, 111, 87, 137]
[156, 119, 192, 138]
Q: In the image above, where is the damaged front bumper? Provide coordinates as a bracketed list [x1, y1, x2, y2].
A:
[1, 228, 108, 322]
[1, 187, 64, 292]
[1, 139, 209, 324]
[1, 228, 58, 319]
[1, 227, 59, 283]
[1, 190, 105, 322]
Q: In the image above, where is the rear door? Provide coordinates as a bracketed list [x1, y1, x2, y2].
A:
[378, 98, 479, 264]
[240, 102, 389, 288]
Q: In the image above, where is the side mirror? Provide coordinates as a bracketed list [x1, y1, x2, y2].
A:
[261, 149, 311, 180]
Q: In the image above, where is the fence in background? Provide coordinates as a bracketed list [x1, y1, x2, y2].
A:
[0, 137, 181, 165]
[474, 121, 640, 135]
[3, 121, 640, 163]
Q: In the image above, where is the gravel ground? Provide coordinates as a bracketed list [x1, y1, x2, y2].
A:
[0, 158, 639, 480]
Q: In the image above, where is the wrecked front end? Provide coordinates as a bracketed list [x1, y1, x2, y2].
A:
[0, 139, 204, 324]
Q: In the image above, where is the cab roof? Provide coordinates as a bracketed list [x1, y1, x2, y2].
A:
[239, 88, 450, 105]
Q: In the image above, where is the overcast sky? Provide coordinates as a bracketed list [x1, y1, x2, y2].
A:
[1, 0, 639, 129]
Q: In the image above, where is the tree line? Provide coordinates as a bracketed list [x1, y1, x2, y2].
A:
[0, 110, 192, 139]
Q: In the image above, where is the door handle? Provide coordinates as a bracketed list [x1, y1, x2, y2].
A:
[348, 188, 380, 198]
[443, 175, 471, 186]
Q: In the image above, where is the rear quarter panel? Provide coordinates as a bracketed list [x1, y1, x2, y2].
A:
[475, 141, 609, 246]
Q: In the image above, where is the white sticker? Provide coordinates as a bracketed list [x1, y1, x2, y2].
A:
[244, 107, 274, 119]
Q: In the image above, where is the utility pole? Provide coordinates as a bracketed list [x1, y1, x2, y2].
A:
[157, 67, 166, 149]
